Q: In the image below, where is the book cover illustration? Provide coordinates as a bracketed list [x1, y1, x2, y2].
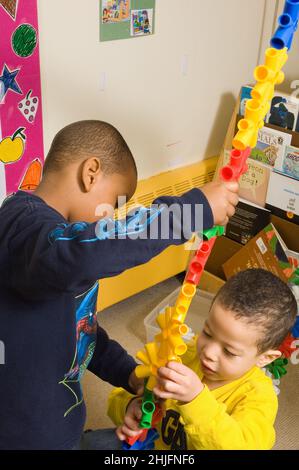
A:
[250, 127, 292, 169]
[223, 150, 270, 207]
[266, 92, 299, 132]
[280, 145, 299, 181]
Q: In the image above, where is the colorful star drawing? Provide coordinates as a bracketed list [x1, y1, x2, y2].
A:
[0, 0, 18, 20]
[0, 64, 22, 100]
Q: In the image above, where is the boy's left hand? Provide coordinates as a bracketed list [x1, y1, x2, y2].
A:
[153, 362, 204, 403]
[128, 369, 144, 395]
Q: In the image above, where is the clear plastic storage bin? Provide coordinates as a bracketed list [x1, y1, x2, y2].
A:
[144, 287, 215, 343]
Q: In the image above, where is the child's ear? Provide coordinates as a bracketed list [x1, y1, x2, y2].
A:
[256, 350, 282, 368]
[81, 158, 102, 192]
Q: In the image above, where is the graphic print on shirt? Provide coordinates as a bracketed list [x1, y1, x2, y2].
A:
[59, 282, 98, 417]
[161, 409, 187, 450]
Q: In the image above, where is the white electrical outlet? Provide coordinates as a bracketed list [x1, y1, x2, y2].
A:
[181, 55, 188, 76]
[100, 72, 107, 91]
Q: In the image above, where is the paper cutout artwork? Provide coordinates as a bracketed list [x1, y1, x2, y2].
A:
[0, 0, 19, 20]
[0, 0, 44, 202]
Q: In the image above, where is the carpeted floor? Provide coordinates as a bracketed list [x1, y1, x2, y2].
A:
[82, 277, 299, 450]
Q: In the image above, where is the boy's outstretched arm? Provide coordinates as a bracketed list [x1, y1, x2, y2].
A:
[87, 325, 143, 394]
[9, 182, 238, 295]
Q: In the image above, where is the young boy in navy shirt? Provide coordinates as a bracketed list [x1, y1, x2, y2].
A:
[0, 120, 239, 449]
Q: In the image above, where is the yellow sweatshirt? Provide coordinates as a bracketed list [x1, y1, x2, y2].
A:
[107, 341, 278, 450]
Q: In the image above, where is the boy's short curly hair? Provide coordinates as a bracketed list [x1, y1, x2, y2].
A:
[43, 120, 137, 176]
[214, 269, 297, 353]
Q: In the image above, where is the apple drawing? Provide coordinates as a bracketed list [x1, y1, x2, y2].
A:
[0, 127, 26, 164]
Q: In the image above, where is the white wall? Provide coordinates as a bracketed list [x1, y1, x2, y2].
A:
[38, 0, 268, 179]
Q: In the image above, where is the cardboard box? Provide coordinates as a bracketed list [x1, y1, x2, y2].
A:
[222, 223, 295, 283]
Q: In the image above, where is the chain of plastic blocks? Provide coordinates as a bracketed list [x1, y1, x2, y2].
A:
[185, 238, 216, 285]
[130, 0, 296, 450]
[271, 0, 299, 50]
[233, 47, 288, 150]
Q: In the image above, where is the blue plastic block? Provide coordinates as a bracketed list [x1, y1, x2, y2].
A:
[292, 315, 299, 338]
[122, 429, 159, 451]
[271, 0, 299, 50]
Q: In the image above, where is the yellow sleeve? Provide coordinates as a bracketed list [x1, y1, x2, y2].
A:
[178, 383, 278, 450]
[107, 387, 136, 427]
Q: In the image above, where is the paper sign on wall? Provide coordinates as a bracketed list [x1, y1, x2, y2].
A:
[100, 0, 156, 41]
[0, 0, 44, 203]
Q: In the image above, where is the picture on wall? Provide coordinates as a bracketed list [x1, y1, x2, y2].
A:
[102, 0, 130, 23]
[0, 0, 44, 203]
[100, 0, 155, 41]
[130, 8, 153, 36]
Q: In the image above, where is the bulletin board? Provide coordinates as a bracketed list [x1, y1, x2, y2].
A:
[100, 0, 156, 42]
[0, 0, 44, 202]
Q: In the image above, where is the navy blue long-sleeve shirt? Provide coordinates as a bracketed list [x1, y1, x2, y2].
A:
[0, 189, 213, 449]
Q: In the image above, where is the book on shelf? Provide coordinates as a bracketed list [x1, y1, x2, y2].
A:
[249, 126, 292, 169]
[223, 150, 271, 207]
[266, 171, 299, 225]
[239, 86, 299, 133]
[276, 145, 299, 181]
[265, 91, 299, 133]
[225, 198, 271, 245]
[222, 223, 298, 284]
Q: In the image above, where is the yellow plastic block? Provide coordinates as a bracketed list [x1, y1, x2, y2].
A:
[254, 47, 288, 85]
[232, 119, 259, 150]
[135, 342, 166, 389]
[251, 81, 275, 106]
[155, 307, 188, 358]
[244, 99, 269, 128]
[174, 282, 196, 323]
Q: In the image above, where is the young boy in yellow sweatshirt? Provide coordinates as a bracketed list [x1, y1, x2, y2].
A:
[108, 269, 298, 450]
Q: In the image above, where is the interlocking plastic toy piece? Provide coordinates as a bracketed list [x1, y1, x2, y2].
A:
[292, 268, 299, 285]
[233, 47, 288, 150]
[124, 403, 163, 449]
[202, 225, 225, 240]
[155, 307, 189, 357]
[123, 429, 160, 451]
[140, 386, 156, 428]
[185, 238, 216, 285]
[135, 342, 165, 390]
[271, 0, 299, 50]
[279, 333, 298, 359]
[254, 47, 288, 89]
[220, 147, 251, 181]
[266, 358, 289, 380]
[173, 283, 197, 324]
[292, 315, 299, 337]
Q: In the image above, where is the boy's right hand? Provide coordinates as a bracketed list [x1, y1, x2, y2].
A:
[201, 181, 239, 226]
[116, 397, 143, 441]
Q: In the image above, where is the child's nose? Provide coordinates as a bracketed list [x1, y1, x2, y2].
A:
[203, 343, 219, 362]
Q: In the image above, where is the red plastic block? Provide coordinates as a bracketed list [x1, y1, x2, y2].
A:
[185, 238, 216, 285]
[220, 147, 251, 182]
[125, 405, 163, 447]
